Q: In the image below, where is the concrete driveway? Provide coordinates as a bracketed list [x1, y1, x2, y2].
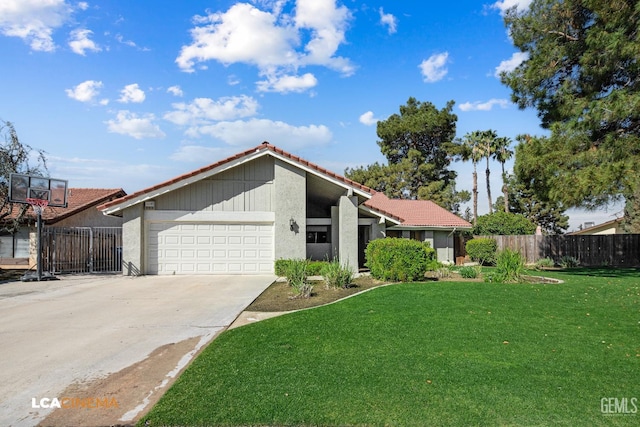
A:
[0, 274, 275, 427]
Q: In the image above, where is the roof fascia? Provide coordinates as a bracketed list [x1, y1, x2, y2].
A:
[387, 225, 472, 231]
[358, 204, 402, 225]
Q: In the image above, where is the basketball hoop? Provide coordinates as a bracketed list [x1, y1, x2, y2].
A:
[26, 197, 49, 216]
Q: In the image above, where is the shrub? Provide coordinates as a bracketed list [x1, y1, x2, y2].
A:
[307, 261, 328, 276]
[275, 259, 327, 277]
[321, 259, 353, 289]
[472, 211, 537, 235]
[560, 256, 580, 268]
[365, 238, 434, 281]
[458, 265, 480, 279]
[466, 238, 498, 265]
[486, 249, 525, 283]
[535, 257, 555, 269]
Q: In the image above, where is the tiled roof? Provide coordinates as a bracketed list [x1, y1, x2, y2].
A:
[98, 142, 375, 211]
[3, 188, 126, 223]
[364, 192, 472, 228]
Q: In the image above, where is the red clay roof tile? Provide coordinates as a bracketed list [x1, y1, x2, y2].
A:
[3, 188, 125, 223]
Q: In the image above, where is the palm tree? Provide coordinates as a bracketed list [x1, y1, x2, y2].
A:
[478, 130, 498, 214]
[452, 132, 484, 225]
[493, 136, 514, 212]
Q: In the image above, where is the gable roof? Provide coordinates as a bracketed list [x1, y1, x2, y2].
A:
[567, 217, 623, 235]
[3, 188, 126, 224]
[99, 142, 374, 213]
[364, 192, 472, 229]
[98, 142, 470, 230]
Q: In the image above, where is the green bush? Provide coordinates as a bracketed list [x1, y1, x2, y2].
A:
[465, 238, 498, 265]
[307, 261, 328, 276]
[365, 238, 435, 282]
[321, 259, 353, 289]
[560, 256, 580, 268]
[275, 259, 327, 277]
[473, 211, 537, 235]
[535, 257, 555, 269]
[458, 265, 480, 279]
[486, 249, 525, 283]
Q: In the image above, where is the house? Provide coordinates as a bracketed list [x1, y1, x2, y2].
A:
[568, 218, 624, 235]
[0, 188, 126, 269]
[99, 142, 472, 276]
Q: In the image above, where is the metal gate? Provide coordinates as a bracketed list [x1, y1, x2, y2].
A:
[42, 227, 122, 274]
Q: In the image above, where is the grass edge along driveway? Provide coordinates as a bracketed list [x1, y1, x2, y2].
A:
[140, 269, 640, 426]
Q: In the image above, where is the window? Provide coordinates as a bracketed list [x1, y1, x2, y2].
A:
[306, 226, 330, 243]
[0, 230, 30, 258]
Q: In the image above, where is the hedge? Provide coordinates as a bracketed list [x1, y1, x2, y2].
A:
[365, 238, 435, 281]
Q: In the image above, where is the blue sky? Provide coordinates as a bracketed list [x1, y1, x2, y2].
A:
[0, 0, 624, 230]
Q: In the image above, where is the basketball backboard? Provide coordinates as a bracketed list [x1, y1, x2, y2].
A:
[8, 173, 68, 208]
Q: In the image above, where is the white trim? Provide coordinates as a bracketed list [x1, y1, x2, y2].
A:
[357, 204, 402, 225]
[145, 210, 275, 223]
[387, 225, 472, 231]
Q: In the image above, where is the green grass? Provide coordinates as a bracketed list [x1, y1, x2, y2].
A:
[141, 269, 640, 426]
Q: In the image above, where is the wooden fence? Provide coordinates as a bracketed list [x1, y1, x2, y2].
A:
[479, 234, 640, 267]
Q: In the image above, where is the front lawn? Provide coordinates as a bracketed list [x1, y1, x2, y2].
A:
[140, 269, 640, 426]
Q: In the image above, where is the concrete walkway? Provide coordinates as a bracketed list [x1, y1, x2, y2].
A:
[0, 274, 274, 427]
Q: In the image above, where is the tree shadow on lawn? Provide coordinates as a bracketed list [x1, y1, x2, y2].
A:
[555, 266, 640, 279]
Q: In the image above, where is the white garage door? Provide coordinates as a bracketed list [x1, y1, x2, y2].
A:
[147, 222, 274, 275]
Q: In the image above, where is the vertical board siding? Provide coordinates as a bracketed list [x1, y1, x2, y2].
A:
[156, 156, 274, 212]
[479, 234, 640, 267]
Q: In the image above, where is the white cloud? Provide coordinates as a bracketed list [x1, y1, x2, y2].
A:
[379, 8, 397, 34]
[419, 52, 449, 83]
[118, 83, 145, 103]
[294, 0, 353, 73]
[492, 0, 532, 15]
[167, 85, 184, 97]
[0, 0, 72, 51]
[176, 3, 298, 72]
[459, 98, 510, 112]
[77, 2, 89, 11]
[256, 73, 318, 93]
[175, 0, 353, 93]
[494, 51, 528, 77]
[106, 110, 165, 139]
[359, 111, 379, 126]
[164, 95, 259, 125]
[65, 79, 103, 103]
[185, 118, 332, 149]
[68, 28, 100, 55]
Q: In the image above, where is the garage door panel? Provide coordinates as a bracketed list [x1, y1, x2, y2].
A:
[147, 222, 274, 275]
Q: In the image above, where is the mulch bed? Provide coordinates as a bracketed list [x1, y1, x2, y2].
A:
[246, 275, 391, 312]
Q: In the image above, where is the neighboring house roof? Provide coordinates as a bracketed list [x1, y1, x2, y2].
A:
[364, 192, 472, 229]
[567, 218, 623, 235]
[3, 188, 126, 224]
[99, 142, 471, 230]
